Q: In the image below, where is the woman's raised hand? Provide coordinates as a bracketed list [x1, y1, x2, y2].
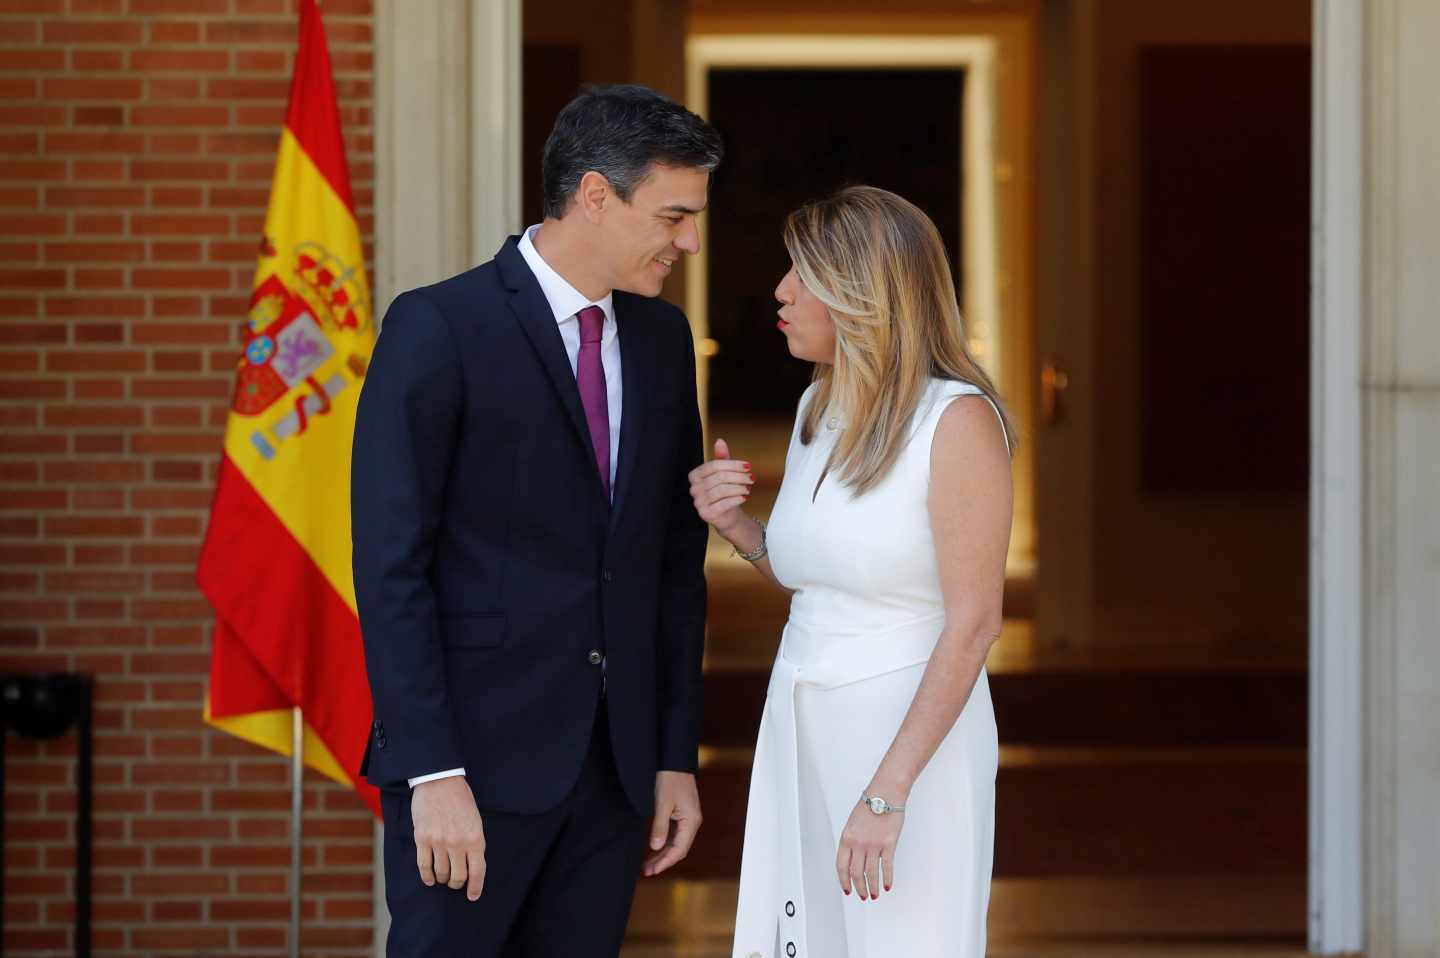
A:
[687, 438, 754, 534]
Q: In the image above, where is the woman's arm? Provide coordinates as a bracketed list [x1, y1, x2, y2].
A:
[835, 395, 1013, 901]
[689, 439, 790, 591]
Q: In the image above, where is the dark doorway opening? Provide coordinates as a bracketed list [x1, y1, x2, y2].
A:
[705, 68, 965, 417]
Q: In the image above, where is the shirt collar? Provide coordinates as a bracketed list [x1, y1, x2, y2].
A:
[517, 224, 614, 327]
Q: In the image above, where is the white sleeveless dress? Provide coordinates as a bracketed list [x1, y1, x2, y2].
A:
[731, 377, 1002, 958]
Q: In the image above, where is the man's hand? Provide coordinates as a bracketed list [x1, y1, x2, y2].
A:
[643, 771, 701, 877]
[411, 776, 487, 900]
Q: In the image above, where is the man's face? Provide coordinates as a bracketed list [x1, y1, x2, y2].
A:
[596, 164, 709, 297]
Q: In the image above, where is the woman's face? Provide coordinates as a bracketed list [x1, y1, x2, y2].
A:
[774, 264, 836, 364]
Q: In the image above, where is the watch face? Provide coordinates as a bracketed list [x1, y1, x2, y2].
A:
[868, 797, 886, 815]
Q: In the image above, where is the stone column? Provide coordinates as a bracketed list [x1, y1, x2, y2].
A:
[1360, 0, 1440, 953]
[370, 3, 521, 953]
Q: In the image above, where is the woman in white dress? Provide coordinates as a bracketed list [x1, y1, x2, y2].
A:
[689, 186, 1014, 958]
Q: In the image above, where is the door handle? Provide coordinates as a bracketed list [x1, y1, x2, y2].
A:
[1041, 357, 1070, 426]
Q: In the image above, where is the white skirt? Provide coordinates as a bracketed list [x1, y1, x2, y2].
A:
[732, 614, 998, 958]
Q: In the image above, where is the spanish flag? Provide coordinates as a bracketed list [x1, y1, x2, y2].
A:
[198, 0, 379, 816]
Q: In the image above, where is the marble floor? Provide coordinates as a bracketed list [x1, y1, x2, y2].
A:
[620, 876, 1313, 957]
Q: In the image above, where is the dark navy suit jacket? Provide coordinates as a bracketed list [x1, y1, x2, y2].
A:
[351, 237, 708, 816]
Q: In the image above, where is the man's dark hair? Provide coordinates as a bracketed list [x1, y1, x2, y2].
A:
[541, 84, 723, 220]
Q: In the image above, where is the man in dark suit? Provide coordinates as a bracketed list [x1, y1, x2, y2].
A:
[351, 85, 722, 957]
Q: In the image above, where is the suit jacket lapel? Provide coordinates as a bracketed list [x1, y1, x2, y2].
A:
[609, 296, 652, 533]
[496, 238, 608, 506]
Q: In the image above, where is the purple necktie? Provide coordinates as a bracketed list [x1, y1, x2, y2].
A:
[576, 305, 610, 500]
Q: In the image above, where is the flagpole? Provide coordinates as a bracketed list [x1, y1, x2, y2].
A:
[291, 706, 303, 958]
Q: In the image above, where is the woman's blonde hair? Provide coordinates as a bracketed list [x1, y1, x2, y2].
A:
[783, 185, 1015, 496]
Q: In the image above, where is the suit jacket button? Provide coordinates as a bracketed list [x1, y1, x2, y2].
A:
[785, 900, 795, 917]
[376, 735, 387, 749]
[602, 570, 613, 583]
[587, 650, 603, 666]
[786, 944, 796, 957]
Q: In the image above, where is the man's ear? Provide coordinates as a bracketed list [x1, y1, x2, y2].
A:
[578, 171, 610, 223]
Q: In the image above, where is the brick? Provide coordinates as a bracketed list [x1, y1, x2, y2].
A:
[0, 488, 66, 510]
[68, 0, 125, 14]
[151, 624, 202, 645]
[130, 542, 200, 565]
[0, 543, 62, 564]
[0, 8, 38, 36]
[44, 572, 144, 593]
[131, 487, 210, 510]
[74, 431, 124, 453]
[211, 898, 290, 921]
[74, 267, 126, 289]
[0, 185, 39, 206]
[71, 105, 125, 126]
[235, 49, 286, 72]
[46, 187, 145, 208]
[146, 131, 201, 153]
[150, 241, 202, 262]
[130, 48, 226, 72]
[149, 570, 202, 591]
[71, 159, 127, 181]
[205, 19, 295, 44]
[132, 160, 228, 182]
[72, 543, 125, 564]
[131, 764, 232, 788]
[43, 20, 143, 43]
[71, 487, 126, 509]
[0, 104, 66, 125]
[131, 926, 229, 950]
[131, 0, 228, 11]
[46, 350, 146, 372]
[0, 368, 66, 391]
[0, 268, 65, 289]
[73, 597, 125, 618]
[45, 242, 146, 264]
[131, 597, 211, 619]
[129, 432, 220, 454]
[46, 296, 145, 317]
[72, 374, 129, 401]
[208, 76, 289, 100]
[42, 460, 144, 483]
[0, 214, 65, 235]
[75, 214, 125, 234]
[3, 49, 65, 71]
[131, 214, 231, 235]
[45, 625, 144, 647]
[209, 189, 269, 217]
[0, 412, 36, 435]
[74, 323, 125, 344]
[44, 77, 144, 100]
[0, 434, 63, 454]
[70, 49, 124, 71]
[237, 927, 287, 948]
[43, 516, 144, 538]
[131, 105, 228, 127]
[151, 845, 204, 867]
[133, 376, 228, 399]
[132, 268, 232, 291]
[42, 404, 142, 428]
[150, 186, 203, 208]
[150, 900, 203, 921]
[0, 159, 63, 181]
[210, 844, 289, 867]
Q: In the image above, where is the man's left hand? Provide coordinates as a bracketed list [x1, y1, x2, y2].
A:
[643, 771, 702, 877]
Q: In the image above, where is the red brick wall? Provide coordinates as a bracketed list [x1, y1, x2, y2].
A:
[0, 1, 377, 954]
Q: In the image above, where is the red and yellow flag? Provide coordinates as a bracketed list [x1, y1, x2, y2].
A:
[198, 0, 378, 816]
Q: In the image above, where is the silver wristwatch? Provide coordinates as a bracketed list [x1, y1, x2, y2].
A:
[861, 792, 906, 815]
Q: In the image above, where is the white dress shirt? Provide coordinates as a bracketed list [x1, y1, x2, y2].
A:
[407, 225, 624, 789]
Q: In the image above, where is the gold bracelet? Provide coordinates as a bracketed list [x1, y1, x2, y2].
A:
[731, 518, 767, 562]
